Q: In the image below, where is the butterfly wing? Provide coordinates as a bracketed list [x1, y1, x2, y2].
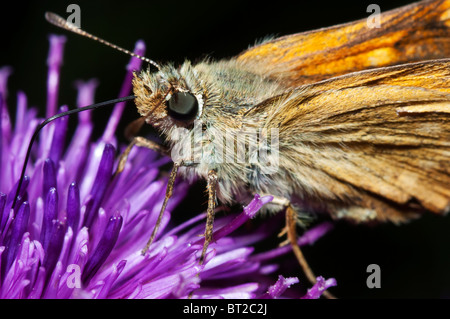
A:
[252, 60, 450, 223]
[236, 0, 450, 87]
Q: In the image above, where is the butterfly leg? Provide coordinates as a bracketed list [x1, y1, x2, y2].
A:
[187, 170, 218, 299]
[271, 195, 336, 299]
[199, 170, 218, 265]
[141, 162, 179, 255]
[140, 159, 198, 256]
[114, 136, 169, 176]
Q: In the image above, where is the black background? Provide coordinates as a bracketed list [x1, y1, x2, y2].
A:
[1, 0, 450, 299]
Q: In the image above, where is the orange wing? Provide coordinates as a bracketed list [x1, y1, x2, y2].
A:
[236, 0, 450, 86]
[252, 59, 450, 223]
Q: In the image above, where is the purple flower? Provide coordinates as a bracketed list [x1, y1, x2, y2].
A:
[301, 276, 338, 299]
[0, 34, 336, 299]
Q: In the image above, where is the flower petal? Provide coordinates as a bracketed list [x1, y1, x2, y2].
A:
[82, 214, 123, 285]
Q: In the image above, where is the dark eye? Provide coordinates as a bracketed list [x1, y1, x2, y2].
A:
[166, 91, 198, 121]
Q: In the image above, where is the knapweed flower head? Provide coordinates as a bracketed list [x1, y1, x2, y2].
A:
[0, 34, 336, 299]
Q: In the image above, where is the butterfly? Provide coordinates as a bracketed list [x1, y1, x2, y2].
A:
[42, 0, 450, 297]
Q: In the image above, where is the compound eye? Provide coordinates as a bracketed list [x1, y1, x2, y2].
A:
[166, 91, 198, 121]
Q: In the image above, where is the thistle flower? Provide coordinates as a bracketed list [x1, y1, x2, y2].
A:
[0, 34, 336, 299]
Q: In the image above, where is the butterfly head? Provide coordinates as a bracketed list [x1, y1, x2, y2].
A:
[132, 62, 206, 133]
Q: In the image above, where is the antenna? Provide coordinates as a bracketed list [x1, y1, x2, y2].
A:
[11, 95, 136, 209]
[45, 12, 161, 70]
